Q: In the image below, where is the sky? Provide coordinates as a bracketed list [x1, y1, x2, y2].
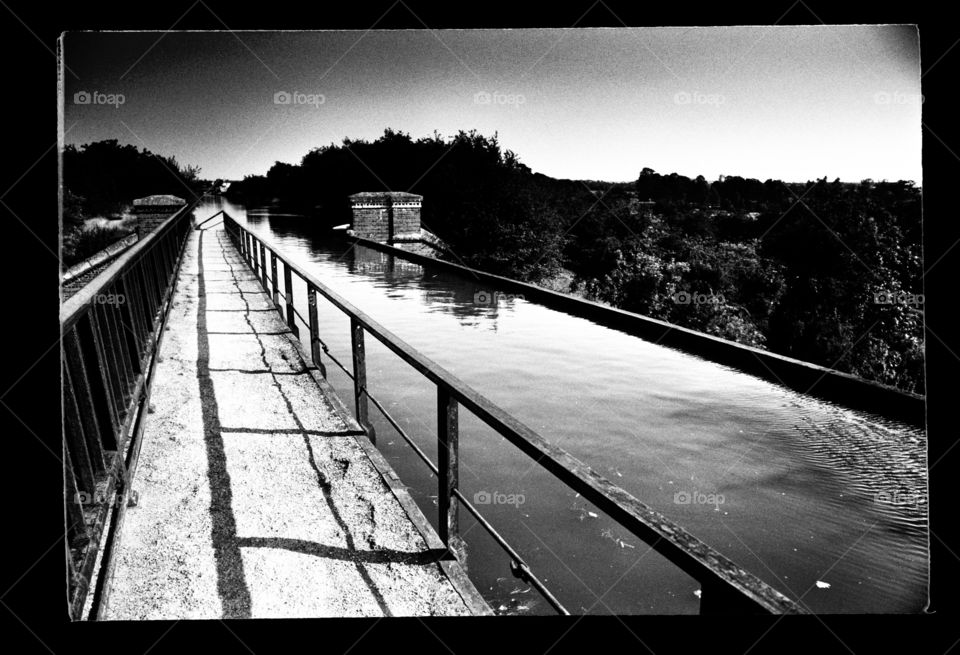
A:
[61, 26, 922, 184]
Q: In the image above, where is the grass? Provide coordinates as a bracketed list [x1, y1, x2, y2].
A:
[61, 222, 135, 268]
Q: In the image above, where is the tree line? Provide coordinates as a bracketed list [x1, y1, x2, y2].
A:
[85, 129, 921, 394]
[61, 140, 206, 266]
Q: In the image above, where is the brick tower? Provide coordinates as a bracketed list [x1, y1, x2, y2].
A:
[348, 191, 422, 243]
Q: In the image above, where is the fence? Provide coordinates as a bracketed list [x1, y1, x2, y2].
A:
[61, 199, 199, 619]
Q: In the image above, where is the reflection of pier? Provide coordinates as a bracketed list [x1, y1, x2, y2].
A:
[350, 243, 426, 279]
[420, 284, 523, 333]
[350, 246, 523, 332]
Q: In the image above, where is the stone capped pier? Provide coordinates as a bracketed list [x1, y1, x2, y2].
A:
[98, 222, 489, 619]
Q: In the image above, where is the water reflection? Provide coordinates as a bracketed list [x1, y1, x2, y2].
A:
[350, 243, 425, 279]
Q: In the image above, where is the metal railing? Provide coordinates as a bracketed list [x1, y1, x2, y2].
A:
[222, 213, 806, 615]
[60, 198, 199, 620]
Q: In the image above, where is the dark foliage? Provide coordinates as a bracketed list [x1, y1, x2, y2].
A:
[62, 140, 206, 266]
[63, 139, 204, 219]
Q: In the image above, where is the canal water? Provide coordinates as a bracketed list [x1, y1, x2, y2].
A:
[196, 198, 927, 615]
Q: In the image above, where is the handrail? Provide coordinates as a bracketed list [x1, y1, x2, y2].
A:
[61, 197, 200, 620]
[222, 213, 806, 615]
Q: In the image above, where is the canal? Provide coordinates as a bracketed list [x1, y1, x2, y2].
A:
[196, 198, 927, 615]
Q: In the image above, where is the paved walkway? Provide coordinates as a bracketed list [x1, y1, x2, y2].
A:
[99, 223, 488, 619]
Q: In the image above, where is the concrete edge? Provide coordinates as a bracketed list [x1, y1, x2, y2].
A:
[304, 367, 363, 433]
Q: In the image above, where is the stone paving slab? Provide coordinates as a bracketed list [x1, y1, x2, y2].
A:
[210, 371, 349, 432]
[204, 279, 264, 294]
[208, 333, 306, 372]
[202, 269, 260, 282]
[99, 224, 488, 620]
[205, 291, 275, 311]
[206, 309, 290, 334]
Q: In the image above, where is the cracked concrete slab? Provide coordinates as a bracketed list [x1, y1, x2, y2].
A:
[204, 279, 264, 293]
[208, 332, 306, 372]
[209, 370, 348, 433]
[206, 310, 289, 334]
[202, 270, 259, 282]
[205, 292, 275, 311]
[99, 223, 487, 620]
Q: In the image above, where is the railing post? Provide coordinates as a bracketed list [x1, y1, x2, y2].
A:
[77, 314, 120, 447]
[89, 306, 123, 437]
[307, 285, 327, 378]
[63, 365, 97, 494]
[259, 241, 268, 291]
[64, 330, 106, 474]
[283, 263, 298, 338]
[350, 317, 375, 443]
[64, 449, 88, 546]
[270, 250, 280, 309]
[437, 386, 463, 561]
